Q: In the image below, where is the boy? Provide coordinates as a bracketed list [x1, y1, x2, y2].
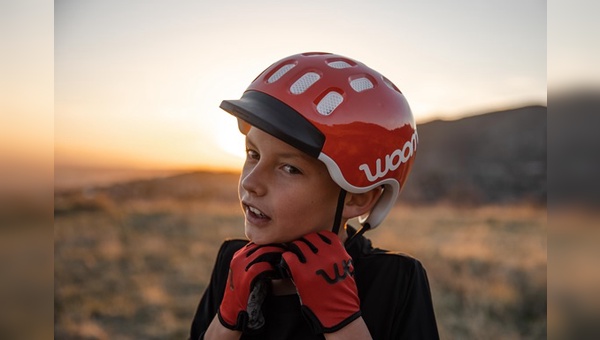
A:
[190, 52, 439, 339]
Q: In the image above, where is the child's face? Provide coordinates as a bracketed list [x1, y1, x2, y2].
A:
[239, 127, 342, 244]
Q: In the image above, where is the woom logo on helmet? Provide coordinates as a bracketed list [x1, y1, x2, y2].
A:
[358, 130, 418, 182]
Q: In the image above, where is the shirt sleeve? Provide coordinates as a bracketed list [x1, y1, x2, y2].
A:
[393, 258, 439, 340]
[356, 251, 439, 340]
[189, 239, 248, 340]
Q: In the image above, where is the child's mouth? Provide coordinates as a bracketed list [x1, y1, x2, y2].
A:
[244, 203, 271, 221]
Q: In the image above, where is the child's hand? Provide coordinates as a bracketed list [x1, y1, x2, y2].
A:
[218, 242, 285, 332]
[280, 231, 361, 334]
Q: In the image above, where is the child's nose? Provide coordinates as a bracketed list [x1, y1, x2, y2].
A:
[240, 165, 267, 197]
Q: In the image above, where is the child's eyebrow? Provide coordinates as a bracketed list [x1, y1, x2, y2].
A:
[277, 152, 308, 161]
[245, 136, 310, 162]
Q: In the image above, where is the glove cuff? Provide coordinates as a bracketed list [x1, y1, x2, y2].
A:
[217, 309, 247, 331]
[301, 306, 362, 334]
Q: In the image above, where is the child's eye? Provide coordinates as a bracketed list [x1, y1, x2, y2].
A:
[246, 149, 259, 160]
[282, 164, 302, 175]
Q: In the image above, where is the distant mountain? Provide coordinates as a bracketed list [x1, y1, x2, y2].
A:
[399, 105, 547, 205]
[61, 105, 551, 207]
[547, 90, 600, 207]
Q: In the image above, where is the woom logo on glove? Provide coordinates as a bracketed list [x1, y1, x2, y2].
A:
[280, 231, 362, 333]
[316, 259, 354, 284]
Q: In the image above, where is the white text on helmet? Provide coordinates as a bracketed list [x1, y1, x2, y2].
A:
[359, 131, 418, 182]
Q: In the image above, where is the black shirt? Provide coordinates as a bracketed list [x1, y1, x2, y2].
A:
[190, 227, 439, 340]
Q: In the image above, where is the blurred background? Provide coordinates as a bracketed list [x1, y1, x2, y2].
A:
[2, 0, 598, 339]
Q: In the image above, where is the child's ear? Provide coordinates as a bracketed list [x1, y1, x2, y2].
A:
[343, 187, 384, 219]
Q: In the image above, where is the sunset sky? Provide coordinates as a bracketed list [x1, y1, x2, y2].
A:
[52, 0, 547, 172]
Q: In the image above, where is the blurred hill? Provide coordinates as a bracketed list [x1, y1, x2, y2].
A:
[548, 89, 600, 207]
[400, 105, 547, 205]
[56, 105, 548, 206]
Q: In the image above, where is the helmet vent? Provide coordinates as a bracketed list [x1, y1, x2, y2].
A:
[316, 91, 343, 116]
[382, 76, 402, 93]
[290, 72, 321, 94]
[350, 77, 374, 92]
[267, 63, 296, 83]
[327, 60, 353, 69]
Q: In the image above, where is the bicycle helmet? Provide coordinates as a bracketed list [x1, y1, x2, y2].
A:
[220, 52, 417, 231]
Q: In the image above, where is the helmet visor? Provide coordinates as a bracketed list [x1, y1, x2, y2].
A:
[220, 90, 325, 158]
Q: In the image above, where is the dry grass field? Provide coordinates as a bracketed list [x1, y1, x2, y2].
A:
[54, 171, 546, 339]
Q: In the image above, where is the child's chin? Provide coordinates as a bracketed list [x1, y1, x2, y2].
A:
[245, 231, 264, 244]
[246, 233, 289, 245]
[248, 237, 278, 245]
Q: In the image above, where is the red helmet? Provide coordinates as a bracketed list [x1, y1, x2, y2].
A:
[220, 52, 417, 229]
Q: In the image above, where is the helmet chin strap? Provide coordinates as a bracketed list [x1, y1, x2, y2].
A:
[331, 188, 372, 248]
[331, 189, 347, 235]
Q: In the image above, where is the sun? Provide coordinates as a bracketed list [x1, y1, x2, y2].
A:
[214, 115, 246, 160]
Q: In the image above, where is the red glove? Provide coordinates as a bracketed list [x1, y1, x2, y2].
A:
[281, 231, 361, 334]
[218, 242, 285, 331]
